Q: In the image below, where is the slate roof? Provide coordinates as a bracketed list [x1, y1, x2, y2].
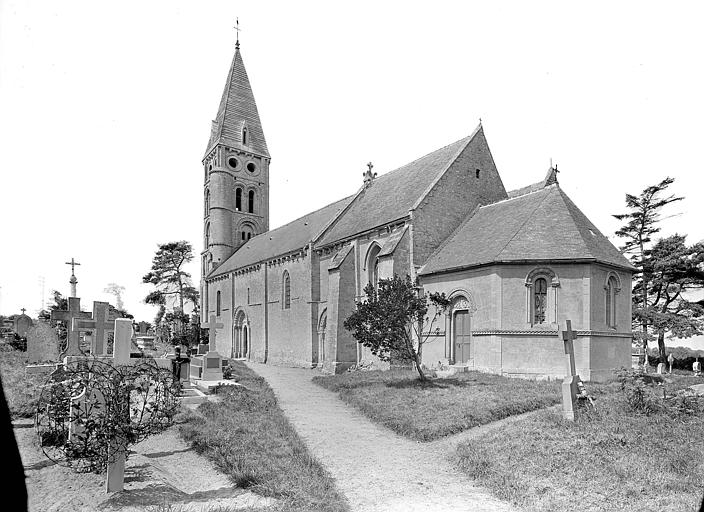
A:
[208, 196, 353, 278]
[420, 184, 635, 276]
[316, 130, 481, 247]
[205, 47, 269, 158]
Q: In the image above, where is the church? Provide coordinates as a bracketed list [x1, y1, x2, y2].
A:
[199, 41, 634, 382]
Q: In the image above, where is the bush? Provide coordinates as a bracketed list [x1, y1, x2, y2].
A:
[614, 367, 704, 417]
[9, 334, 26, 352]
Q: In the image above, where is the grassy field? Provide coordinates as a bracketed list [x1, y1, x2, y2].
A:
[0, 345, 44, 418]
[179, 361, 349, 512]
[312, 369, 561, 441]
[456, 375, 704, 512]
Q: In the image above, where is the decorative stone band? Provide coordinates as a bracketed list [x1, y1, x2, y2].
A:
[471, 329, 632, 338]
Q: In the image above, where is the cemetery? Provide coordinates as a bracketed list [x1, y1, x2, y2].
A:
[3, 7, 704, 512]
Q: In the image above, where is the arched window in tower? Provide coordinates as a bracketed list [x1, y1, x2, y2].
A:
[282, 271, 291, 309]
[248, 190, 255, 214]
[216, 291, 221, 316]
[205, 222, 210, 248]
[205, 189, 210, 216]
[235, 187, 242, 211]
[533, 277, 548, 324]
[240, 224, 254, 243]
[242, 126, 248, 146]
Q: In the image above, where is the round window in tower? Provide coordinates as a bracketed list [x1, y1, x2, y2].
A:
[228, 157, 239, 170]
[247, 162, 257, 173]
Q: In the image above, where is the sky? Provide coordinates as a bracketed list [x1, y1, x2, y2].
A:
[1, 1, 703, 346]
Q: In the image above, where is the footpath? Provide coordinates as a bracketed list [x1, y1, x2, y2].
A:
[248, 362, 518, 512]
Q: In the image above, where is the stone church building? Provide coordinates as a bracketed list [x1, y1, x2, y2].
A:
[200, 43, 634, 382]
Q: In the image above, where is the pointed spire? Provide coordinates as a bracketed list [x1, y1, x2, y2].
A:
[205, 36, 269, 159]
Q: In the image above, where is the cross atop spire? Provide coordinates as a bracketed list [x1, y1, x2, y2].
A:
[234, 17, 241, 49]
[65, 258, 81, 276]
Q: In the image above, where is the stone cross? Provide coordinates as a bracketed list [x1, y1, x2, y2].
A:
[51, 297, 91, 357]
[72, 302, 114, 356]
[560, 320, 581, 421]
[202, 315, 224, 352]
[667, 353, 674, 374]
[21, 308, 26, 314]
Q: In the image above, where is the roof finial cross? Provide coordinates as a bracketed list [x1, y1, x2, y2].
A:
[363, 162, 377, 188]
[234, 17, 241, 49]
[367, 162, 373, 173]
[65, 258, 81, 276]
[21, 308, 26, 315]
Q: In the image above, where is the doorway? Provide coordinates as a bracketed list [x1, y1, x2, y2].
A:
[453, 310, 471, 364]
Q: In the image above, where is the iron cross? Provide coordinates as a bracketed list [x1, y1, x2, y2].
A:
[65, 258, 81, 276]
[234, 18, 241, 47]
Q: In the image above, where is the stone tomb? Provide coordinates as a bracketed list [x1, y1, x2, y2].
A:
[72, 301, 117, 356]
[27, 320, 60, 364]
[190, 315, 227, 382]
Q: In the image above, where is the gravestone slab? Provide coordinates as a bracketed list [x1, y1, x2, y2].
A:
[14, 314, 33, 338]
[27, 321, 59, 364]
[657, 362, 666, 375]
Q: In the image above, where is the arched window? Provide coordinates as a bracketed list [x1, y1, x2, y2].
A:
[282, 271, 291, 309]
[242, 126, 248, 146]
[525, 268, 559, 326]
[606, 275, 619, 328]
[216, 291, 221, 316]
[235, 187, 242, 211]
[366, 243, 381, 291]
[475, 169, 480, 178]
[533, 278, 547, 324]
[205, 223, 210, 248]
[248, 190, 255, 213]
[205, 189, 210, 216]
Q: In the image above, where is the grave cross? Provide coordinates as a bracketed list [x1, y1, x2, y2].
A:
[51, 297, 91, 357]
[559, 319, 581, 421]
[72, 302, 114, 356]
[65, 258, 81, 275]
[21, 308, 26, 315]
[562, 319, 577, 378]
[202, 315, 224, 352]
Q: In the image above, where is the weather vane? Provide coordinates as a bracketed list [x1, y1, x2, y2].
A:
[234, 17, 241, 49]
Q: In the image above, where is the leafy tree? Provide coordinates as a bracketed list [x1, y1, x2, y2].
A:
[142, 241, 197, 313]
[344, 275, 450, 381]
[49, 290, 68, 311]
[642, 235, 704, 362]
[104, 283, 126, 310]
[613, 177, 682, 358]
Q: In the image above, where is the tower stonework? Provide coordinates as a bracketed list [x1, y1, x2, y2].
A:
[201, 43, 270, 321]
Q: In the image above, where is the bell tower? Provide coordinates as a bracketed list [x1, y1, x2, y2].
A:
[201, 37, 271, 280]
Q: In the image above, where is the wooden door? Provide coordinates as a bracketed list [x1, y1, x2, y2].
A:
[454, 310, 471, 364]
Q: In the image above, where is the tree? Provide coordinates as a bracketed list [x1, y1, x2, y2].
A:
[613, 177, 682, 359]
[49, 290, 68, 311]
[343, 275, 450, 381]
[143, 241, 197, 313]
[104, 283, 125, 311]
[642, 235, 704, 362]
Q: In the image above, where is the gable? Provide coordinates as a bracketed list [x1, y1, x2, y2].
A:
[316, 132, 480, 247]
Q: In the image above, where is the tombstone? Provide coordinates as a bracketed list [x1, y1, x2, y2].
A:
[694, 359, 701, 376]
[667, 353, 674, 374]
[27, 321, 60, 364]
[657, 362, 666, 375]
[560, 320, 581, 421]
[14, 310, 33, 338]
[51, 297, 91, 357]
[72, 302, 115, 356]
[190, 315, 224, 381]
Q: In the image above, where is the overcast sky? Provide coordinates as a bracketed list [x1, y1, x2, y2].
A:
[1, 1, 703, 345]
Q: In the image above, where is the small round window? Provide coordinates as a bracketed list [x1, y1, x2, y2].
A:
[228, 157, 239, 169]
[247, 162, 257, 173]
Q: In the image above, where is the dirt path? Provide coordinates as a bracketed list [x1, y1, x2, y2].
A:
[16, 416, 274, 512]
[247, 362, 518, 512]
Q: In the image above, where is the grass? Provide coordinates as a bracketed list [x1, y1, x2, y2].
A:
[312, 369, 561, 441]
[0, 345, 45, 418]
[178, 361, 349, 512]
[456, 374, 704, 512]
